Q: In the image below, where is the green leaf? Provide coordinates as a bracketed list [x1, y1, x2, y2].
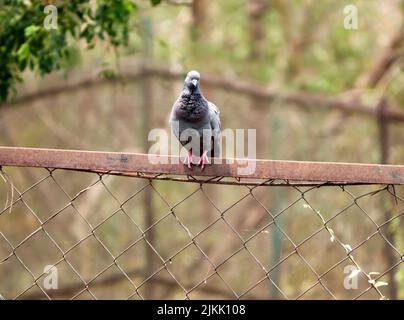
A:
[24, 25, 41, 38]
[17, 43, 30, 62]
[151, 0, 161, 6]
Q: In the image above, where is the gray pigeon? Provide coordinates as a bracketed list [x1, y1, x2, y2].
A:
[170, 70, 221, 170]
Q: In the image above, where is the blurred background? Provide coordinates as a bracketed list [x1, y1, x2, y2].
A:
[0, 0, 403, 299]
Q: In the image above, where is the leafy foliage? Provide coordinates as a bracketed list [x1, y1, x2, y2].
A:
[0, 0, 139, 102]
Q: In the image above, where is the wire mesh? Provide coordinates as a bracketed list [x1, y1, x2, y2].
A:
[0, 164, 403, 300]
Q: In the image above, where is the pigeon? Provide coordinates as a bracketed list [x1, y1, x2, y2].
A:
[170, 70, 221, 170]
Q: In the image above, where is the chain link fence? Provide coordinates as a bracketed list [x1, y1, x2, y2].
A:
[0, 148, 403, 300]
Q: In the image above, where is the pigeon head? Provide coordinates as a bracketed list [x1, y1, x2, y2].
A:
[184, 70, 201, 93]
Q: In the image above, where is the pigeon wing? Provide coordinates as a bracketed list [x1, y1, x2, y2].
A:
[208, 101, 221, 158]
[169, 97, 181, 141]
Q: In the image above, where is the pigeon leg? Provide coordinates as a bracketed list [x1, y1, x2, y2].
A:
[183, 150, 193, 169]
[198, 151, 210, 170]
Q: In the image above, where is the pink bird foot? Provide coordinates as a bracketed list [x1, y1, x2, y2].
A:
[198, 151, 210, 170]
[183, 151, 193, 169]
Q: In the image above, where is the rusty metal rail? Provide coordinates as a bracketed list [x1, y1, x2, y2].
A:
[0, 147, 403, 185]
[0, 146, 403, 300]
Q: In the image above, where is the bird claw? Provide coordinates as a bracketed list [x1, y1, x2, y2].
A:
[198, 151, 210, 171]
[183, 151, 193, 169]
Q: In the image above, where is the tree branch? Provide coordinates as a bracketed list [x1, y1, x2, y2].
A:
[2, 66, 404, 122]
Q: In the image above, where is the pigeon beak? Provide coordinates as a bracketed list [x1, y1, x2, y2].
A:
[191, 79, 198, 87]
